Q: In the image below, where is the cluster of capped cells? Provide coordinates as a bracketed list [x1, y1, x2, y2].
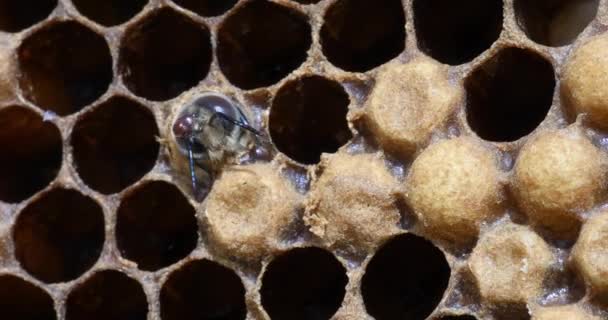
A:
[1, 0, 608, 319]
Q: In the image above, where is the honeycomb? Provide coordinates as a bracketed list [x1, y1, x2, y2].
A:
[0, 0, 607, 319]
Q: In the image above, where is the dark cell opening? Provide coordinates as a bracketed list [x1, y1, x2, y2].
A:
[260, 247, 348, 320]
[413, 0, 503, 65]
[172, 0, 238, 17]
[119, 8, 212, 101]
[116, 181, 198, 271]
[361, 233, 451, 320]
[269, 75, 351, 164]
[217, 0, 312, 89]
[71, 96, 159, 194]
[73, 0, 147, 26]
[492, 304, 531, 320]
[14, 188, 105, 283]
[0, 275, 56, 320]
[514, 0, 598, 47]
[465, 47, 555, 142]
[0, 0, 56, 32]
[18, 21, 113, 116]
[66, 270, 148, 320]
[160, 259, 246, 320]
[321, 0, 405, 72]
[0, 106, 62, 203]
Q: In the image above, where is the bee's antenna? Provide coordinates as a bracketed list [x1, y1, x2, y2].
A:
[210, 112, 268, 141]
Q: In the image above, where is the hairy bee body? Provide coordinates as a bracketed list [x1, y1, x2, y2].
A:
[171, 92, 261, 200]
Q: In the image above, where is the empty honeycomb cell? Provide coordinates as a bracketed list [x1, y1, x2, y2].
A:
[119, 8, 212, 101]
[514, 0, 598, 47]
[116, 181, 198, 271]
[0, 0, 56, 32]
[66, 270, 148, 320]
[361, 233, 450, 320]
[465, 47, 555, 142]
[304, 153, 402, 253]
[160, 259, 246, 320]
[362, 58, 462, 157]
[18, 21, 113, 116]
[171, 0, 238, 17]
[0, 106, 62, 203]
[407, 137, 503, 246]
[0, 274, 56, 320]
[572, 208, 608, 300]
[562, 34, 608, 129]
[72, 0, 148, 27]
[14, 188, 105, 283]
[413, 0, 502, 65]
[205, 163, 301, 261]
[260, 247, 348, 320]
[531, 304, 600, 320]
[269, 75, 351, 164]
[513, 128, 604, 238]
[71, 96, 159, 195]
[217, 0, 312, 89]
[469, 223, 554, 306]
[320, 0, 405, 72]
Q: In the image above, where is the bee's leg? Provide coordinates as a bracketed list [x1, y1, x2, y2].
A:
[187, 137, 198, 196]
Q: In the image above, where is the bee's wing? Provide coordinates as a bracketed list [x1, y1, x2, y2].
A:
[207, 112, 255, 151]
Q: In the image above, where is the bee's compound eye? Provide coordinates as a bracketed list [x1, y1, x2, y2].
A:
[173, 115, 195, 138]
[172, 114, 207, 157]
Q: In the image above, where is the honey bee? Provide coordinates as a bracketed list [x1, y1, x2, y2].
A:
[172, 92, 265, 200]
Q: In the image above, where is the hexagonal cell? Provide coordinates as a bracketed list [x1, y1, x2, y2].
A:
[71, 97, 159, 194]
[361, 234, 450, 320]
[469, 223, 553, 307]
[413, 0, 503, 65]
[171, 0, 238, 17]
[66, 270, 148, 320]
[513, 128, 603, 239]
[205, 163, 301, 261]
[119, 8, 212, 101]
[269, 75, 351, 164]
[116, 181, 198, 271]
[160, 259, 246, 320]
[515, 0, 599, 47]
[465, 47, 555, 142]
[0, 106, 62, 203]
[0, 274, 56, 320]
[0, 0, 56, 32]
[321, 0, 405, 72]
[572, 208, 608, 300]
[18, 21, 113, 116]
[72, 0, 148, 27]
[260, 247, 348, 320]
[406, 137, 502, 246]
[304, 153, 402, 254]
[561, 34, 608, 129]
[14, 188, 105, 283]
[217, 0, 312, 89]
